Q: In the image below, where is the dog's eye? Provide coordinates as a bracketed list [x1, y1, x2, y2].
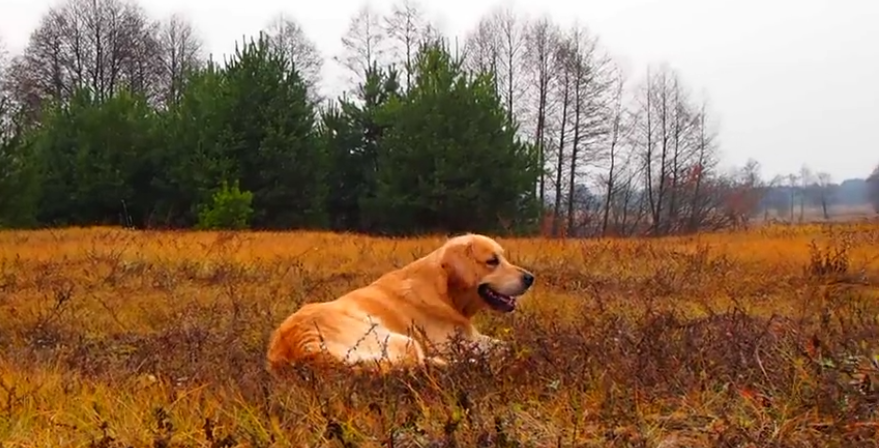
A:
[486, 256, 500, 267]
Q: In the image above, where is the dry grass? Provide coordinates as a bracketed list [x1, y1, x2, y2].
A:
[2, 224, 879, 447]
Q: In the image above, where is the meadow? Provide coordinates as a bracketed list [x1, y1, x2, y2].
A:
[2, 224, 879, 447]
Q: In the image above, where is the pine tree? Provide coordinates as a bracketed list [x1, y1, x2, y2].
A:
[365, 39, 540, 234]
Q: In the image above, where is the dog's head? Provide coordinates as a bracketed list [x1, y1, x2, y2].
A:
[439, 233, 535, 313]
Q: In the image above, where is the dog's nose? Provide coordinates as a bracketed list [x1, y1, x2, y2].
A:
[521, 272, 534, 287]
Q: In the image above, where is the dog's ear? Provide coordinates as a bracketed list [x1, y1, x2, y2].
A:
[441, 239, 478, 290]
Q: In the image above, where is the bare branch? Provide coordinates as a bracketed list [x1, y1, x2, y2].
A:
[8, 0, 164, 119]
[263, 13, 324, 103]
[335, 4, 389, 90]
[382, 0, 434, 91]
[156, 13, 203, 107]
[521, 16, 562, 208]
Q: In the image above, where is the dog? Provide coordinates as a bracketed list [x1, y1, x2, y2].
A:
[265, 233, 535, 375]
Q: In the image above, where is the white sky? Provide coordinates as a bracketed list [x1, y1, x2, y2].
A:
[2, 0, 878, 182]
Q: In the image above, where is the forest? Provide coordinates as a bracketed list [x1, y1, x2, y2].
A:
[1, 0, 877, 236]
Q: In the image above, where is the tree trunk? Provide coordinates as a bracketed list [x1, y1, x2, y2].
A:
[553, 71, 570, 237]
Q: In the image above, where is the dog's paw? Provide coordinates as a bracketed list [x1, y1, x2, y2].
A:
[465, 337, 514, 365]
[475, 337, 507, 354]
[425, 356, 449, 368]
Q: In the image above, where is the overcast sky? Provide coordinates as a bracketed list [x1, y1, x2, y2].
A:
[2, 0, 877, 182]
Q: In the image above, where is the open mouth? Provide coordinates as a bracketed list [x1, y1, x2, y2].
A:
[478, 284, 517, 312]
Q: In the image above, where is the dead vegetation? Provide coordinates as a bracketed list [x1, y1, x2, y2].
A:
[1, 224, 879, 447]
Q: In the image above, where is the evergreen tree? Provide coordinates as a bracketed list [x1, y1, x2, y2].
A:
[32, 88, 160, 227]
[152, 61, 238, 228]
[322, 63, 400, 232]
[220, 33, 327, 229]
[0, 99, 40, 228]
[0, 25, 543, 236]
[365, 40, 540, 234]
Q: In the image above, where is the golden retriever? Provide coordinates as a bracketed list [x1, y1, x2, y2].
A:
[265, 233, 535, 375]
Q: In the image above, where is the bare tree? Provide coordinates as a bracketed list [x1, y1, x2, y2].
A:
[759, 173, 788, 220]
[630, 64, 708, 234]
[7, 0, 162, 119]
[815, 171, 833, 220]
[665, 75, 700, 232]
[718, 158, 766, 229]
[649, 66, 674, 234]
[604, 148, 645, 236]
[622, 64, 728, 235]
[631, 66, 657, 233]
[550, 40, 572, 237]
[382, 0, 434, 92]
[118, 6, 162, 101]
[464, 5, 527, 126]
[155, 13, 202, 107]
[0, 36, 12, 134]
[335, 4, 389, 91]
[786, 173, 799, 222]
[263, 13, 323, 102]
[560, 23, 614, 235]
[600, 66, 630, 235]
[0, 35, 9, 102]
[6, 8, 67, 118]
[798, 164, 813, 221]
[462, 13, 499, 98]
[494, 6, 527, 126]
[868, 165, 879, 213]
[522, 17, 561, 208]
[685, 97, 721, 232]
[0, 36, 7, 75]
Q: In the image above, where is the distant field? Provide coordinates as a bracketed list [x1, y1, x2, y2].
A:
[756, 204, 877, 224]
[2, 225, 879, 447]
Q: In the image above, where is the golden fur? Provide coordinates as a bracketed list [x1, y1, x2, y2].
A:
[265, 233, 535, 375]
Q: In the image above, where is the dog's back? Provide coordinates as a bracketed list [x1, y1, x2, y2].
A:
[265, 302, 336, 375]
[265, 285, 431, 376]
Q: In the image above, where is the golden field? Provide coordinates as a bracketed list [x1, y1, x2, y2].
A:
[2, 224, 879, 447]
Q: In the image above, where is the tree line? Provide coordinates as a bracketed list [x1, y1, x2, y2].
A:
[0, 0, 875, 236]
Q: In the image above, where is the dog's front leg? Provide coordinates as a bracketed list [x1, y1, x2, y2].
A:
[425, 356, 449, 368]
[465, 332, 510, 364]
[472, 333, 505, 354]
